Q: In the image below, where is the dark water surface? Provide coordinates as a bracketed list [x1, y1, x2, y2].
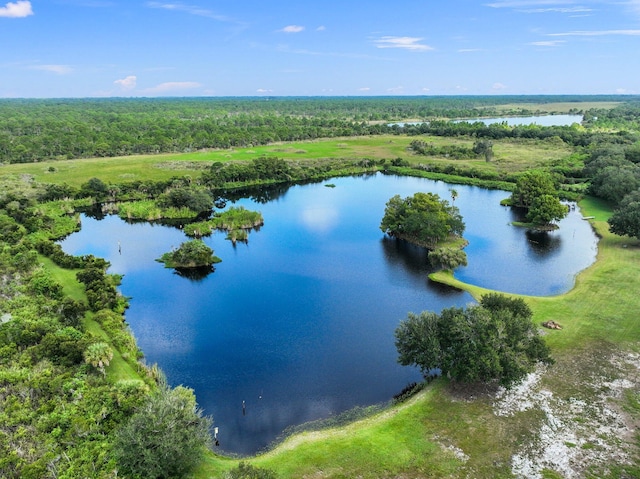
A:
[60, 174, 598, 455]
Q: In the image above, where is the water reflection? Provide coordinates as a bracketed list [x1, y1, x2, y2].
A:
[173, 265, 215, 281]
[381, 236, 431, 277]
[525, 230, 562, 257]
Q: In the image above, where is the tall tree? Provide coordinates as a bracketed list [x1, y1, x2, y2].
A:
[510, 170, 557, 209]
[526, 194, 569, 226]
[608, 189, 640, 239]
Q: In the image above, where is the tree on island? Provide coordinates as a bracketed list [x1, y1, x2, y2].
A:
[395, 294, 553, 387]
[157, 186, 214, 214]
[157, 240, 221, 269]
[608, 189, 640, 240]
[526, 194, 569, 226]
[380, 192, 465, 249]
[510, 170, 568, 227]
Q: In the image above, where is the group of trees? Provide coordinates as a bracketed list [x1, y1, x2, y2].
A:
[578, 132, 640, 239]
[509, 170, 569, 227]
[380, 192, 465, 249]
[395, 294, 553, 387]
[1, 95, 632, 164]
[157, 240, 221, 270]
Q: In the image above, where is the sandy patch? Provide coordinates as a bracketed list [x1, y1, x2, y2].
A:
[493, 353, 640, 478]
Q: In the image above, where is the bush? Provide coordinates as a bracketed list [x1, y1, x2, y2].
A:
[114, 385, 212, 479]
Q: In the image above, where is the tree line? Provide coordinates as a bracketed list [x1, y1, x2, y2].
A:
[1, 96, 637, 164]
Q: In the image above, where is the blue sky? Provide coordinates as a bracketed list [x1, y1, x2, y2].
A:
[1, 0, 640, 97]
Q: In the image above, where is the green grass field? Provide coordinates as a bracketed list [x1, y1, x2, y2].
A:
[1, 135, 573, 188]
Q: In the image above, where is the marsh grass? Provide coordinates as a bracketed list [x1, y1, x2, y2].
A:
[185, 207, 263, 240]
[117, 200, 196, 221]
[492, 101, 620, 114]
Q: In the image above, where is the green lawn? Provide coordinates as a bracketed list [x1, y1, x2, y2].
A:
[2, 135, 573, 188]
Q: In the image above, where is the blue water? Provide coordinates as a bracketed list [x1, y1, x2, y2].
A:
[392, 114, 583, 128]
[59, 174, 598, 455]
[454, 114, 583, 127]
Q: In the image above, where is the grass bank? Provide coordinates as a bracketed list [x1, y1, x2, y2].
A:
[2, 135, 573, 188]
[195, 196, 639, 478]
[39, 256, 144, 383]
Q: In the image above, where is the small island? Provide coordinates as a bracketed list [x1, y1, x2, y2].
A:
[157, 240, 221, 271]
[380, 192, 465, 249]
[503, 170, 569, 230]
[185, 206, 264, 244]
[380, 192, 467, 271]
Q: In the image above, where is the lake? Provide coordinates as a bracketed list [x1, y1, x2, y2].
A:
[454, 114, 583, 127]
[391, 114, 583, 127]
[60, 174, 598, 455]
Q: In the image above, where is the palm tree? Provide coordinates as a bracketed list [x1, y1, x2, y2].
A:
[449, 188, 458, 204]
[84, 342, 114, 376]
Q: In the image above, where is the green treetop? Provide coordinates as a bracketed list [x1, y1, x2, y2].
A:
[380, 192, 465, 249]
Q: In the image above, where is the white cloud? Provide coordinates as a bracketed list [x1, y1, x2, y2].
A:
[301, 207, 339, 233]
[387, 86, 405, 93]
[30, 64, 72, 75]
[146, 2, 230, 22]
[280, 25, 304, 33]
[114, 75, 137, 90]
[492, 82, 508, 90]
[256, 88, 273, 93]
[520, 6, 592, 13]
[529, 40, 566, 46]
[486, 1, 576, 8]
[626, 0, 640, 15]
[0, 1, 33, 18]
[373, 36, 434, 51]
[458, 48, 484, 52]
[316, 25, 326, 31]
[549, 29, 640, 36]
[143, 81, 201, 93]
[358, 87, 371, 92]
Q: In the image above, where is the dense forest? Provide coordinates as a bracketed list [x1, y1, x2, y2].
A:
[1, 96, 640, 478]
[1, 95, 637, 163]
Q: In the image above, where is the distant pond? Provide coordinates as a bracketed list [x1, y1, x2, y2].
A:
[60, 174, 598, 455]
[391, 114, 583, 127]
